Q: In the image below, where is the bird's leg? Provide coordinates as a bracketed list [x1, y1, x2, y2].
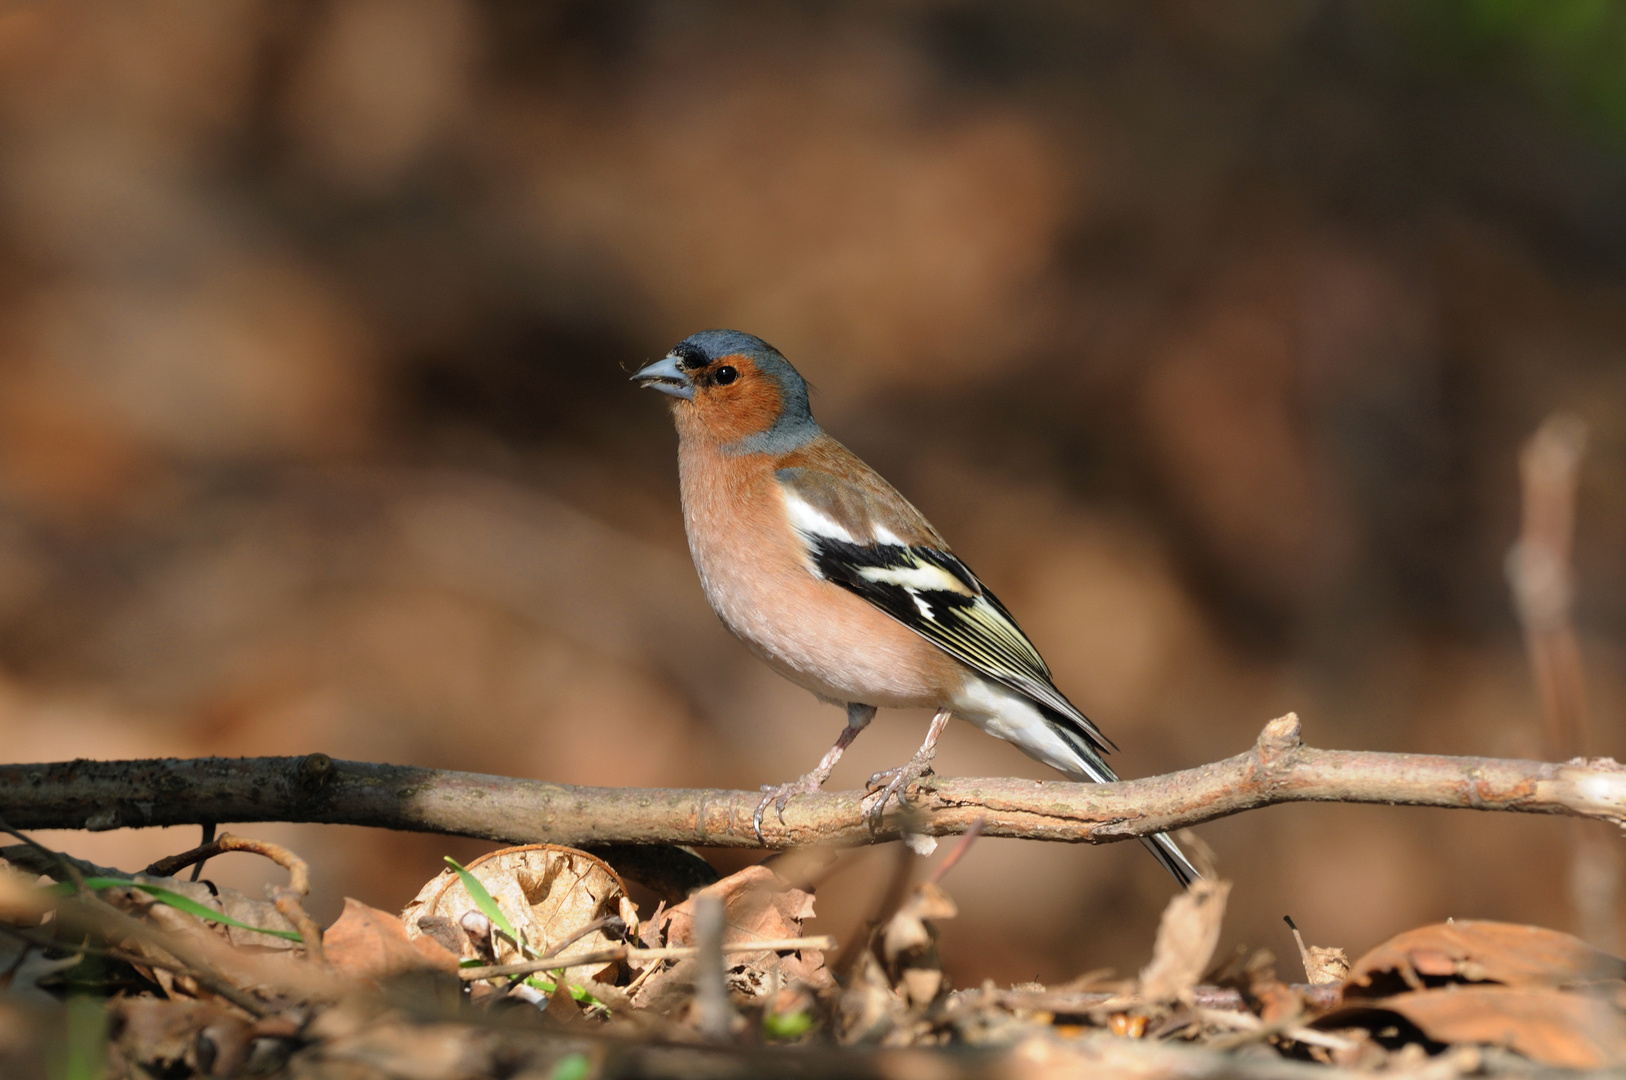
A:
[862, 708, 951, 829]
[754, 703, 877, 843]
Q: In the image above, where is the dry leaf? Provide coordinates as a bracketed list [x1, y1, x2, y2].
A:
[412, 914, 466, 957]
[1345, 920, 1626, 998]
[0, 854, 300, 953]
[109, 875, 301, 952]
[638, 864, 829, 1006]
[882, 882, 956, 966]
[839, 949, 908, 1045]
[0, 863, 50, 925]
[882, 881, 957, 1009]
[324, 898, 459, 983]
[1334, 987, 1626, 1070]
[1286, 917, 1349, 986]
[659, 865, 811, 952]
[402, 844, 627, 985]
[1237, 953, 1303, 1024]
[137, 901, 336, 1001]
[1138, 878, 1231, 1000]
[1302, 944, 1350, 986]
[109, 997, 249, 1079]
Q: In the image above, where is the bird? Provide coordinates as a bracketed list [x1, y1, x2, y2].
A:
[633, 329, 1198, 886]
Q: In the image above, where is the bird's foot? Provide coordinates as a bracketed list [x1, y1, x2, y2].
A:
[861, 752, 937, 830]
[753, 771, 831, 844]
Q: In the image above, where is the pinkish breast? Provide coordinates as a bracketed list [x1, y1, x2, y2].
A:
[677, 443, 963, 708]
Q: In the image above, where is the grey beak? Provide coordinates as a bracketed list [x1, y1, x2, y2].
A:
[631, 354, 694, 400]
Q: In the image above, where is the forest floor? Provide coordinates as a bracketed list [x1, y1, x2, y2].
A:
[4, 814, 1626, 1079]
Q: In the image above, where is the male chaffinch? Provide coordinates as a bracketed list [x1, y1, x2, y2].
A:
[634, 329, 1198, 886]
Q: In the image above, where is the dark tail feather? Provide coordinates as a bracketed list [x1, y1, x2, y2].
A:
[1140, 832, 1200, 888]
[1043, 710, 1203, 888]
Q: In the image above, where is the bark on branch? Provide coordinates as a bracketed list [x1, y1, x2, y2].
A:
[4, 714, 1625, 851]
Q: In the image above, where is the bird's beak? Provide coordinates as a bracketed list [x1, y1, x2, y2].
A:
[631, 354, 694, 400]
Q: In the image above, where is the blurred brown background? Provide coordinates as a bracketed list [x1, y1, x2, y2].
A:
[4, 0, 1626, 986]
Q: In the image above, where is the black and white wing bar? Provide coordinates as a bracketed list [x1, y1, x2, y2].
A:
[801, 532, 1117, 758]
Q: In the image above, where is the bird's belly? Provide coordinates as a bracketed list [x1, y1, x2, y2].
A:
[679, 442, 965, 709]
[697, 548, 954, 709]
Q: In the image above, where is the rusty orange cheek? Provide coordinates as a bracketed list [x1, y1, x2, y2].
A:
[684, 356, 783, 445]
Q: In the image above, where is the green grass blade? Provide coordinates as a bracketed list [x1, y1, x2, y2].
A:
[47, 878, 303, 943]
[443, 857, 524, 947]
[58, 995, 108, 1080]
[523, 976, 607, 1010]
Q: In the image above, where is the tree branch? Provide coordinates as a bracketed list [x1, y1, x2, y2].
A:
[3, 715, 1625, 851]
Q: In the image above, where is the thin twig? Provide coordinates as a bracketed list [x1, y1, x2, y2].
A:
[1507, 414, 1618, 954]
[459, 935, 838, 981]
[144, 832, 307, 892]
[692, 893, 734, 1041]
[1283, 915, 1313, 984]
[0, 922, 238, 989]
[6, 715, 1626, 849]
[55, 893, 273, 1016]
[1202, 1008, 1354, 1054]
[1509, 414, 1591, 758]
[503, 915, 625, 993]
[144, 832, 323, 961]
[927, 816, 985, 885]
[190, 822, 215, 882]
[0, 818, 284, 1016]
[0, 814, 87, 893]
[539, 915, 625, 962]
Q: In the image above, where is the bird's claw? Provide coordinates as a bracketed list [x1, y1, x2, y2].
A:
[753, 774, 827, 844]
[861, 754, 936, 831]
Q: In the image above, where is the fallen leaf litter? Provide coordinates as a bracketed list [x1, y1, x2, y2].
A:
[3, 830, 1626, 1078]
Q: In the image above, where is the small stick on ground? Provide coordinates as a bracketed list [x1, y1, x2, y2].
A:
[190, 822, 215, 882]
[503, 915, 627, 994]
[0, 821, 276, 1017]
[0, 814, 87, 893]
[1284, 915, 1315, 984]
[459, 936, 839, 981]
[692, 893, 734, 1042]
[145, 832, 324, 962]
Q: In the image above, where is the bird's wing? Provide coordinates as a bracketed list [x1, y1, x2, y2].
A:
[775, 458, 1115, 755]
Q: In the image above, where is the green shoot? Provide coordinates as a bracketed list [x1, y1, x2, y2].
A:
[47, 878, 302, 943]
[443, 856, 535, 957]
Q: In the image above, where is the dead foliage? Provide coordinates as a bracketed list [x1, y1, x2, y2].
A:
[402, 843, 629, 987]
[5, 831, 1626, 1079]
[1317, 920, 1626, 1070]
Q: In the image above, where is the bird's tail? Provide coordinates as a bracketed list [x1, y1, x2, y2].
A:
[1042, 711, 1201, 888]
[1137, 831, 1200, 888]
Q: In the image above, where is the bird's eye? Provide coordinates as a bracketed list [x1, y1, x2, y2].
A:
[714, 366, 738, 385]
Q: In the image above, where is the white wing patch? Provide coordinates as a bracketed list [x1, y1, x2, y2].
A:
[872, 523, 905, 546]
[782, 489, 856, 544]
[785, 470, 1118, 757]
[855, 561, 973, 596]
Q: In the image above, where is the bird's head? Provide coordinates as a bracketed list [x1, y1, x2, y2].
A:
[632, 329, 819, 454]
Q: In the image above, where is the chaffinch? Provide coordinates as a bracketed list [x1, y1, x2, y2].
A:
[634, 329, 1198, 886]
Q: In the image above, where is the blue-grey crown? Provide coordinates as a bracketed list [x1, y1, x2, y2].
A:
[671, 330, 820, 455]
